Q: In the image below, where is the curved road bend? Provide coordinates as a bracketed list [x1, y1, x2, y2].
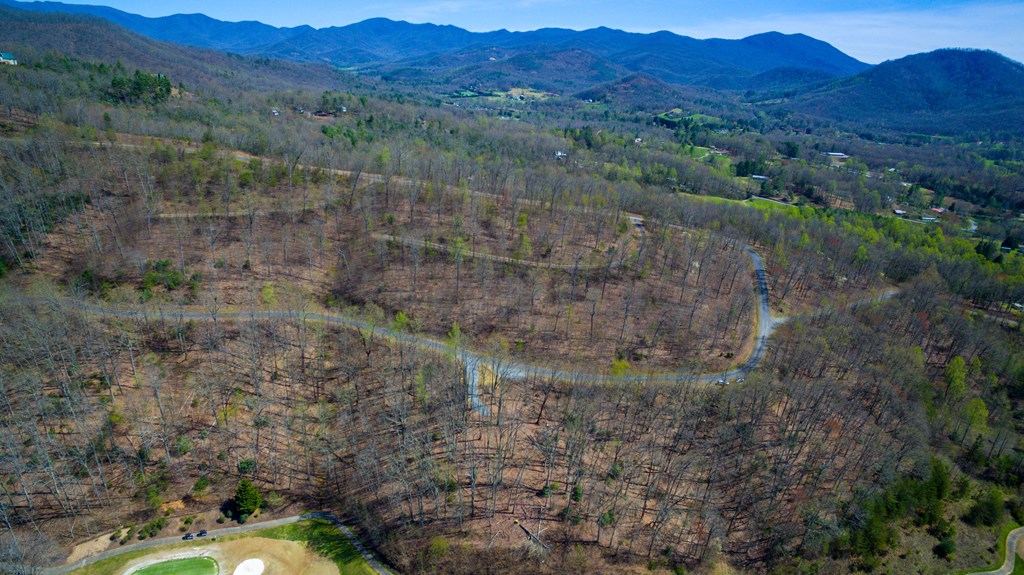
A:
[971, 526, 1024, 575]
[21, 512, 393, 575]
[26, 235, 778, 415]
[22, 235, 900, 414]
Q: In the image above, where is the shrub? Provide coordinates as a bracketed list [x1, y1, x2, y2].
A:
[137, 517, 167, 540]
[964, 487, 1004, 526]
[192, 476, 211, 494]
[237, 458, 257, 475]
[263, 490, 285, 509]
[428, 535, 450, 558]
[572, 484, 583, 502]
[607, 461, 623, 480]
[175, 435, 193, 456]
[233, 478, 262, 517]
[142, 259, 184, 291]
[558, 506, 582, 525]
[934, 536, 956, 559]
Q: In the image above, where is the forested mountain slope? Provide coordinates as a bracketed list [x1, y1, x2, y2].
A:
[778, 49, 1024, 136]
[0, 0, 312, 51]
[0, 6, 357, 95]
[3, 5, 1024, 575]
[0, 0, 869, 91]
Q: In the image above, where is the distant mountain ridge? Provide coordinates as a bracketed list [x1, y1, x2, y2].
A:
[0, 6, 361, 96]
[0, 0, 311, 52]
[0, 0, 869, 91]
[3, 1, 1022, 137]
[778, 49, 1024, 136]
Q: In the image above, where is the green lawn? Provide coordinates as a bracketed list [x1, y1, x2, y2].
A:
[960, 522, 1021, 575]
[68, 520, 381, 575]
[748, 197, 802, 216]
[254, 519, 381, 575]
[132, 557, 218, 575]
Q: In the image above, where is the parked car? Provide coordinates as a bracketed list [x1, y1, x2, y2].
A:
[735, 377, 745, 383]
[716, 378, 728, 385]
[197, 530, 208, 537]
[183, 533, 194, 540]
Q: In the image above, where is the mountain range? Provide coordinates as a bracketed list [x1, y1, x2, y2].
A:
[0, 0, 869, 91]
[1, 0, 1022, 136]
[0, 5, 362, 96]
[777, 49, 1024, 137]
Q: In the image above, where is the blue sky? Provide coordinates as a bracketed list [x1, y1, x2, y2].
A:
[53, 0, 1024, 63]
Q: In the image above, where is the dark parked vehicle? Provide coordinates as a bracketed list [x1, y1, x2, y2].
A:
[183, 533, 194, 540]
[197, 530, 208, 537]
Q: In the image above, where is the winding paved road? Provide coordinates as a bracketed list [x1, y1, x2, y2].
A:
[14, 512, 393, 575]
[45, 234, 774, 415]
[17, 225, 810, 416]
[971, 526, 1024, 575]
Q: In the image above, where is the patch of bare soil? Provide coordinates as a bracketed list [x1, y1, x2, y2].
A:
[161, 500, 186, 513]
[118, 537, 338, 575]
[214, 537, 338, 575]
[65, 531, 118, 565]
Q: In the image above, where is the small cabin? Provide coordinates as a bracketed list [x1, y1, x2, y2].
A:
[0, 52, 17, 66]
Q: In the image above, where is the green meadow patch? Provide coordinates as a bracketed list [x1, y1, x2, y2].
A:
[132, 557, 218, 575]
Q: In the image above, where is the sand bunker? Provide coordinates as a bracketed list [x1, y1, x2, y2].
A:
[233, 558, 266, 575]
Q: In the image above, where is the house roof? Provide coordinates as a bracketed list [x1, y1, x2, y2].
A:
[0, 52, 15, 60]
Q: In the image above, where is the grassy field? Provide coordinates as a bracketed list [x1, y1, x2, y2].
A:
[68, 546, 190, 575]
[254, 519, 380, 575]
[132, 557, 218, 575]
[957, 521, 1021, 575]
[748, 197, 802, 216]
[67, 520, 379, 575]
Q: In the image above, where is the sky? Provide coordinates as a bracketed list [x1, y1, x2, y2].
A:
[50, 0, 1024, 64]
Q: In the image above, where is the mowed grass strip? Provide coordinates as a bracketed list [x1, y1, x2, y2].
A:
[67, 519, 378, 575]
[255, 520, 379, 575]
[67, 543, 207, 575]
[132, 557, 218, 575]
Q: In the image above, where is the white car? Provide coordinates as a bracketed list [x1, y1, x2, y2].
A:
[716, 379, 728, 385]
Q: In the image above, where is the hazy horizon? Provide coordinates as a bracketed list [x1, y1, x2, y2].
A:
[33, 0, 1024, 64]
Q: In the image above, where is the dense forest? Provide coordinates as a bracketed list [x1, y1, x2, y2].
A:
[3, 7, 1024, 575]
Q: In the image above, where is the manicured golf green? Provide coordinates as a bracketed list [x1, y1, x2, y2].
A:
[131, 556, 218, 575]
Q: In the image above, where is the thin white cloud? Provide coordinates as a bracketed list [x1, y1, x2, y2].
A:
[665, 2, 1024, 63]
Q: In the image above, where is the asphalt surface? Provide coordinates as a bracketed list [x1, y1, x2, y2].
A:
[11, 512, 393, 575]
[15, 229, 779, 416]
[971, 526, 1024, 575]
